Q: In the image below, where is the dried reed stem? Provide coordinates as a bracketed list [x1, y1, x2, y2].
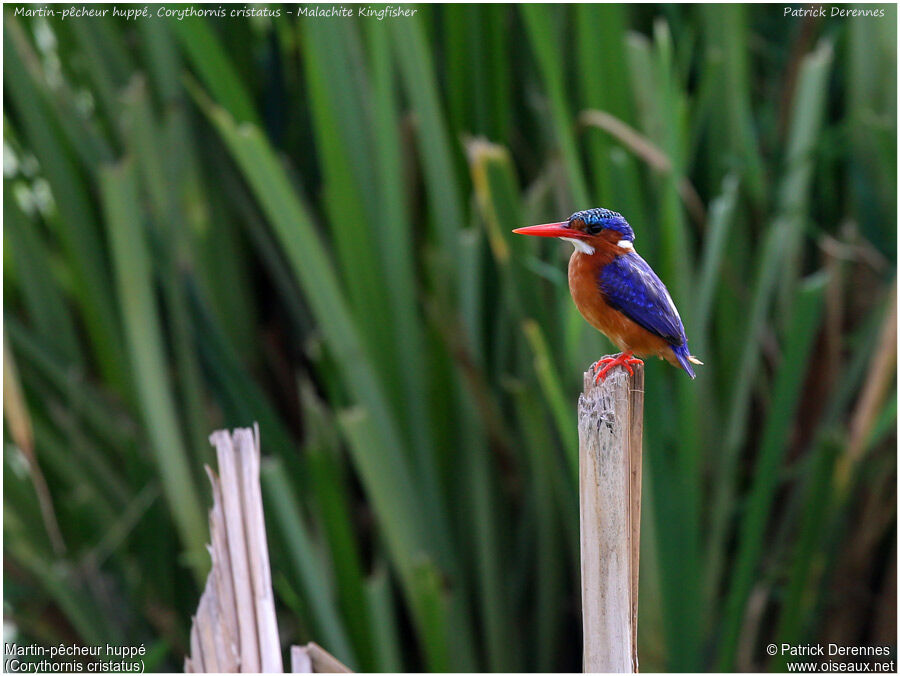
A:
[578, 362, 644, 673]
[186, 425, 282, 673]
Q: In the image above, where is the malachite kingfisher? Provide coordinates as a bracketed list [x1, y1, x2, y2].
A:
[513, 208, 703, 382]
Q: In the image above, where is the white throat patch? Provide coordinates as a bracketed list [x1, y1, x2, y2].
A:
[562, 237, 595, 255]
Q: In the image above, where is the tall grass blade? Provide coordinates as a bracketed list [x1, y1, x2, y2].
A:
[521, 5, 590, 208]
[706, 41, 834, 605]
[716, 272, 828, 669]
[300, 384, 376, 671]
[365, 568, 404, 672]
[172, 18, 259, 125]
[5, 19, 128, 393]
[194, 94, 416, 505]
[261, 458, 357, 668]
[5, 187, 83, 366]
[391, 15, 466, 267]
[338, 408, 462, 671]
[100, 159, 207, 579]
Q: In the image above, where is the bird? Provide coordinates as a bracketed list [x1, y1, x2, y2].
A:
[513, 208, 702, 382]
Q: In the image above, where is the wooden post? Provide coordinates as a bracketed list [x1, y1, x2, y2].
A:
[578, 361, 644, 673]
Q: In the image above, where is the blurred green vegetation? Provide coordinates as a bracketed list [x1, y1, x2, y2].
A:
[3, 4, 897, 672]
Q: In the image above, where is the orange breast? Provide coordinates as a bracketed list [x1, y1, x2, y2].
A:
[568, 251, 672, 359]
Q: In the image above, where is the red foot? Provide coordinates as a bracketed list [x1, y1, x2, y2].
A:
[591, 352, 644, 382]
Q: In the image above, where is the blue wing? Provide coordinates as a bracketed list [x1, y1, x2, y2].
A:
[598, 252, 687, 347]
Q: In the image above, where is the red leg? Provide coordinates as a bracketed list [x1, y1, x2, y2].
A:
[591, 351, 644, 382]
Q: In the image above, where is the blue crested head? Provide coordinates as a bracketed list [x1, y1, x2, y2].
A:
[569, 208, 635, 242]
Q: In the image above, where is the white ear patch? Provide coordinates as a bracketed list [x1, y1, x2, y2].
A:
[618, 240, 634, 250]
[562, 237, 595, 255]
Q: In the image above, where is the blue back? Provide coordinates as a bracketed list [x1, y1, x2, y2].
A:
[598, 252, 687, 347]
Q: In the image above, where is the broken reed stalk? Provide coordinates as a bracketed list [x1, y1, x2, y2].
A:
[291, 643, 353, 673]
[186, 424, 282, 673]
[578, 362, 644, 673]
[185, 425, 352, 674]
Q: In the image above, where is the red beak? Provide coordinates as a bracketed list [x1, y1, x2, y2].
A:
[512, 221, 585, 238]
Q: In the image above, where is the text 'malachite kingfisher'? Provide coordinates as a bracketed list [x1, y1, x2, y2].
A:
[513, 208, 702, 381]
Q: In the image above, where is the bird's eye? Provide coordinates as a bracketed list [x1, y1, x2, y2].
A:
[586, 222, 604, 235]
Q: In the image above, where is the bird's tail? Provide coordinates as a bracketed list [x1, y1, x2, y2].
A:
[672, 344, 703, 379]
